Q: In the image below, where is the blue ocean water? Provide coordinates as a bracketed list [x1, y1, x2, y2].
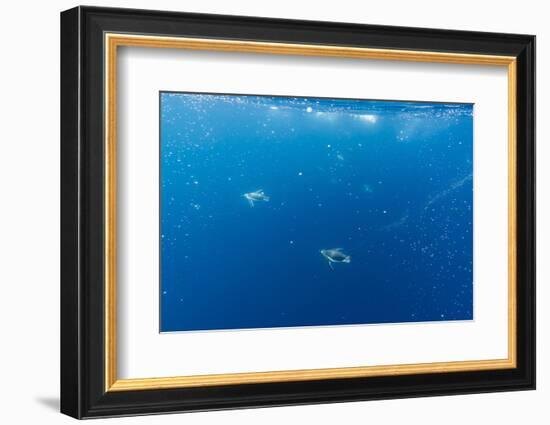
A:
[160, 92, 473, 332]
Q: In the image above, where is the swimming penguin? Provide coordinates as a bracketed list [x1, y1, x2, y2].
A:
[320, 248, 351, 270]
[243, 189, 270, 207]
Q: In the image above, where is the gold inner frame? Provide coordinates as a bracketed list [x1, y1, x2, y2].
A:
[104, 33, 517, 392]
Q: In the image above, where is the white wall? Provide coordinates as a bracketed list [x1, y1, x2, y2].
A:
[0, 0, 545, 423]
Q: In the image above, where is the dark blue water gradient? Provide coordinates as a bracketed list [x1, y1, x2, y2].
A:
[160, 92, 473, 332]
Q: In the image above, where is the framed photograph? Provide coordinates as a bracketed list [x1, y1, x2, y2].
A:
[60, 6, 535, 419]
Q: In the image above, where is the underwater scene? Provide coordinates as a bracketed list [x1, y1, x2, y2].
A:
[160, 92, 473, 332]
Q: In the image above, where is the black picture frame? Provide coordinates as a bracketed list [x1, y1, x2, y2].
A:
[61, 5, 535, 419]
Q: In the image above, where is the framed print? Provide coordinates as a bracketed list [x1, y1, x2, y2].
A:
[60, 6, 536, 419]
